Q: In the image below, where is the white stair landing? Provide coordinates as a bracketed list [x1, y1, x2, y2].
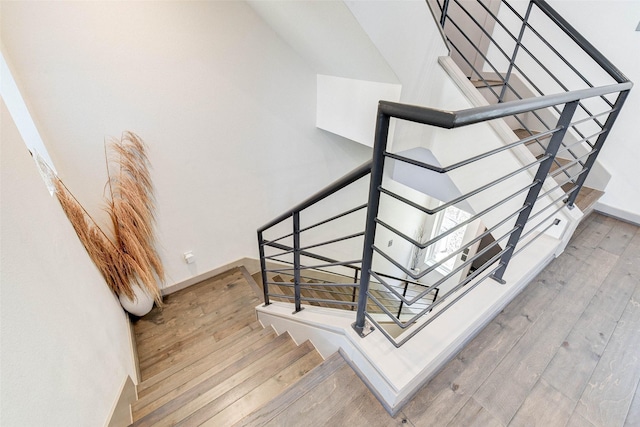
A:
[256, 232, 562, 415]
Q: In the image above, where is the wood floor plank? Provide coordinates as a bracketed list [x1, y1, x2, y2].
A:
[138, 304, 259, 379]
[150, 340, 313, 427]
[134, 270, 244, 333]
[624, 381, 640, 427]
[575, 281, 640, 427]
[566, 411, 597, 427]
[190, 347, 322, 426]
[136, 321, 265, 396]
[260, 363, 365, 427]
[133, 328, 277, 416]
[136, 289, 258, 352]
[541, 267, 637, 401]
[131, 333, 296, 426]
[235, 352, 346, 427]
[445, 397, 503, 427]
[509, 379, 574, 427]
[597, 217, 638, 255]
[472, 247, 618, 425]
[322, 390, 406, 427]
[402, 263, 573, 426]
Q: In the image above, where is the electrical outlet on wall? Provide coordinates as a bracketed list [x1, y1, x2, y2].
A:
[184, 251, 195, 264]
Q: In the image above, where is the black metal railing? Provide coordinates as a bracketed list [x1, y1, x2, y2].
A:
[433, 0, 630, 205]
[257, 0, 632, 347]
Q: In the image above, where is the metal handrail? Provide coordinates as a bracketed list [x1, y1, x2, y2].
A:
[532, 0, 628, 83]
[257, 0, 632, 346]
[257, 160, 372, 233]
[378, 83, 630, 129]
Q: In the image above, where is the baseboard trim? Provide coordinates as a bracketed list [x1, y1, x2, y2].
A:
[162, 257, 261, 296]
[594, 202, 640, 226]
[105, 376, 136, 427]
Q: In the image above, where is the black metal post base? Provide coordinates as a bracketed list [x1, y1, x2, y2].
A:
[352, 320, 375, 338]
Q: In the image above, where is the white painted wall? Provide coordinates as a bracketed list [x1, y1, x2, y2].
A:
[543, 1, 640, 222]
[316, 75, 401, 147]
[486, 0, 640, 221]
[0, 1, 372, 289]
[0, 100, 135, 426]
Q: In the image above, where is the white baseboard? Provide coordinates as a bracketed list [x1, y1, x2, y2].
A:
[594, 202, 640, 226]
[105, 376, 136, 427]
[162, 257, 260, 296]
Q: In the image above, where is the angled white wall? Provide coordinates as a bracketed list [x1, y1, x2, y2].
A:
[316, 75, 401, 147]
[544, 0, 640, 223]
[0, 100, 135, 426]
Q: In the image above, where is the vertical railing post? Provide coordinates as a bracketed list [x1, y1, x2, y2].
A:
[353, 106, 390, 336]
[397, 280, 409, 319]
[491, 100, 579, 283]
[351, 268, 359, 311]
[293, 212, 302, 313]
[440, 0, 451, 27]
[499, 1, 534, 102]
[257, 231, 270, 306]
[566, 90, 630, 208]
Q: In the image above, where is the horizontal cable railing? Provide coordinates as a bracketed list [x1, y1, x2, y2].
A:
[433, 0, 632, 206]
[257, 0, 631, 347]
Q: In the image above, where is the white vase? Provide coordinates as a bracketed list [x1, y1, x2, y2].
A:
[119, 285, 155, 317]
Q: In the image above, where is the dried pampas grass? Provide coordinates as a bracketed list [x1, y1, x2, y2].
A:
[53, 132, 163, 306]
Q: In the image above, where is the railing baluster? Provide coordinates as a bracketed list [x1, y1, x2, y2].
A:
[440, 0, 451, 27]
[353, 108, 390, 336]
[397, 280, 410, 319]
[491, 100, 579, 283]
[566, 90, 630, 208]
[499, 1, 533, 102]
[258, 230, 270, 306]
[293, 211, 302, 313]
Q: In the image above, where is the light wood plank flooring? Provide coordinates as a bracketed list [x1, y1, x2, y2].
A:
[131, 213, 640, 426]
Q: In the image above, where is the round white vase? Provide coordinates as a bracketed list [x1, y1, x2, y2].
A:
[119, 285, 155, 317]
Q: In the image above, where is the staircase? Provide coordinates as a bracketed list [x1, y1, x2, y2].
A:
[253, 270, 436, 318]
[130, 268, 332, 426]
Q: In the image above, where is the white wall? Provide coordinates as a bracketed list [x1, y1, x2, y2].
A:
[484, 0, 640, 221]
[543, 1, 640, 221]
[0, 100, 135, 426]
[0, 1, 372, 289]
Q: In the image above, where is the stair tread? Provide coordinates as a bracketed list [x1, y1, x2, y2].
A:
[136, 289, 259, 354]
[248, 361, 365, 426]
[133, 269, 246, 334]
[133, 337, 314, 427]
[137, 319, 264, 394]
[235, 352, 346, 427]
[135, 325, 275, 403]
[133, 329, 281, 420]
[470, 78, 504, 88]
[138, 303, 260, 379]
[132, 332, 298, 425]
[185, 344, 323, 426]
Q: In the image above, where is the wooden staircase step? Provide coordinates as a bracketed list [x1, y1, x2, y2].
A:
[470, 79, 504, 88]
[136, 324, 274, 401]
[133, 337, 315, 427]
[138, 303, 259, 379]
[132, 332, 298, 425]
[133, 270, 246, 334]
[133, 328, 280, 420]
[182, 344, 322, 426]
[247, 359, 368, 425]
[135, 288, 259, 351]
[234, 352, 346, 426]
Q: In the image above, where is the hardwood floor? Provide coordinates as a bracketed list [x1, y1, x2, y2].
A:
[130, 213, 640, 426]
